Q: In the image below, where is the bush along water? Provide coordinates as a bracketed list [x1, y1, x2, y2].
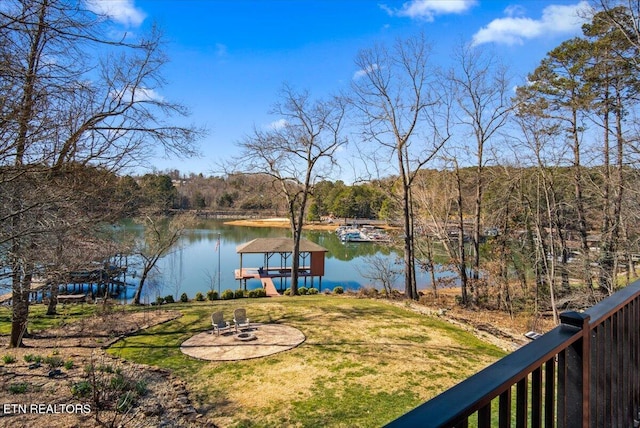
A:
[221, 289, 235, 300]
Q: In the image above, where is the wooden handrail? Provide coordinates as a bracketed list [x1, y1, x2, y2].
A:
[386, 280, 640, 427]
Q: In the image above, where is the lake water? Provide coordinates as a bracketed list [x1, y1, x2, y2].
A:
[121, 219, 447, 303]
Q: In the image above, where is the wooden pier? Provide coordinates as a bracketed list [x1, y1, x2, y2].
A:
[0, 256, 129, 305]
[234, 267, 315, 296]
[0, 279, 49, 305]
[235, 238, 328, 294]
[260, 277, 280, 297]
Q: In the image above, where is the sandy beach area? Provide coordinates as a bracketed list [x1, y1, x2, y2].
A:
[224, 218, 340, 231]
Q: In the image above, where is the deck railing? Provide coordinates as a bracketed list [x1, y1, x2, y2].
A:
[386, 280, 640, 428]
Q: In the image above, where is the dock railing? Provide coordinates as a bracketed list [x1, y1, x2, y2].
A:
[386, 280, 640, 428]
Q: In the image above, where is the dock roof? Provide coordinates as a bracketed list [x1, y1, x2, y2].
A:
[236, 238, 328, 254]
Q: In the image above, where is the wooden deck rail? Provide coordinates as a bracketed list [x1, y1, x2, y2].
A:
[386, 280, 640, 428]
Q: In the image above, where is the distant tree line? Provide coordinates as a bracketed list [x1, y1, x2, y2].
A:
[126, 171, 394, 222]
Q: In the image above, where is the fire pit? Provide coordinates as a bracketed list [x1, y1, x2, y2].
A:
[235, 332, 257, 341]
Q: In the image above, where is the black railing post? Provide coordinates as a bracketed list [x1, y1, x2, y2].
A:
[559, 311, 591, 428]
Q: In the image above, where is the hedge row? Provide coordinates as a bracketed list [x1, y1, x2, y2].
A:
[155, 285, 347, 304]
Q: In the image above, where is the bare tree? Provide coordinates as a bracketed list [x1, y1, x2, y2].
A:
[234, 84, 347, 296]
[513, 113, 569, 324]
[413, 167, 465, 301]
[131, 213, 195, 305]
[0, 0, 201, 347]
[515, 37, 595, 293]
[357, 254, 401, 297]
[350, 33, 450, 300]
[447, 43, 513, 296]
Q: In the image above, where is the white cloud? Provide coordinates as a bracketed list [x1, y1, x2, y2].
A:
[472, 1, 590, 46]
[382, 0, 477, 21]
[268, 119, 288, 130]
[132, 88, 163, 102]
[111, 87, 164, 103]
[85, 0, 146, 27]
[504, 5, 526, 18]
[353, 64, 380, 80]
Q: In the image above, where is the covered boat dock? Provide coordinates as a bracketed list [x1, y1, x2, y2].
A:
[235, 238, 328, 295]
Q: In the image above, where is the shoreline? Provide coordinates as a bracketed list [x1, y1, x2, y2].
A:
[224, 218, 397, 231]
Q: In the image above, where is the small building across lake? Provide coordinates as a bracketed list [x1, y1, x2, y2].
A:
[235, 238, 328, 295]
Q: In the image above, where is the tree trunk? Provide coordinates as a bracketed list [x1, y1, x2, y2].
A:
[10, 271, 32, 348]
[572, 108, 592, 290]
[133, 264, 154, 305]
[472, 161, 483, 285]
[401, 183, 417, 300]
[46, 281, 59, 315]
[454, 164, 468, 305]
[425, 238, 438, 299]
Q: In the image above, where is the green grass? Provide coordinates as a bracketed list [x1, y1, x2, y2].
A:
[108, 296, 506, 427]
[0, 303, 101, 335]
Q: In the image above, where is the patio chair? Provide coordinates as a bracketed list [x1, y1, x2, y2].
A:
[233, 308, 250, 332]
[211, 311, 231, 336]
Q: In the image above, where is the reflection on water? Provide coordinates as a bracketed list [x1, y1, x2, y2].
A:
[122, 219, 451, 302]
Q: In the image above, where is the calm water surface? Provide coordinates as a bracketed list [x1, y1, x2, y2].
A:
[122, 219, 445, 302]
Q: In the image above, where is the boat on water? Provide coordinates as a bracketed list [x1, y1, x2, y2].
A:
[336, 225, 391, 243]
[341, 230, 369, 242]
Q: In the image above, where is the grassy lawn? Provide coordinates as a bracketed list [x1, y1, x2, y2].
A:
[0, 302, 102, 335]
[108, 296, 506, 427]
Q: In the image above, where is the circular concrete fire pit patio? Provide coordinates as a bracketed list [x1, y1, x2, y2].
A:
[180, 323, 306, 361]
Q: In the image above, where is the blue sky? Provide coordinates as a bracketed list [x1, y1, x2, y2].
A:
[87, 0, 592, 179]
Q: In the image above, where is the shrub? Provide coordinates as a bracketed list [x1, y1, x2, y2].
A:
[357, 287, 379, 298]
[206, 290, 219, 301]
[298, 286, 308, 295]
[71, 381, 92, 398]
[24, 354, 42, 364]
[135, 379, 148, 396]
[194, 292, 205, 301]
[234, 289, 245, 299]
[44, 355, 64, 369]
[284, 288, 291, 296]
[9, 383, 29, 394]
[308, 287, 319, 295]
[248, 288, 267, 298]
[164, 295, 175, 304]
[333, 286, 344, 295]
[221, 289, 235, 300]
[2, 355, 16, 364]
[64, 360, 74, 370]
[180, 292, 189, 303]
[79, 358, 150, 418]
[155, 296, 164, 305]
